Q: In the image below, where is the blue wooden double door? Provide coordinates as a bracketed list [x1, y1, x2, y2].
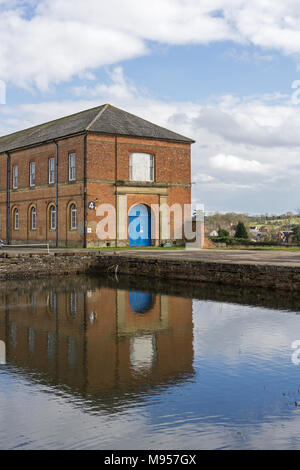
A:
[128, 204, 151, 247]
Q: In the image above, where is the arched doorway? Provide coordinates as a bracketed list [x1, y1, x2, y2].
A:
[128, 204, 151, 247]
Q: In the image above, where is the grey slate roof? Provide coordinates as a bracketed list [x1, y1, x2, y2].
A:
[0, 104, 194, 153]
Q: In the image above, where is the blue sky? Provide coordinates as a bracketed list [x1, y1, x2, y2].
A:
[1, 0, 300, 214]
[4, 42, 296, 107]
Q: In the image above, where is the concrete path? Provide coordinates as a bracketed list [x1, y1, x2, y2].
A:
[112, 248, 300, 267]
[1, 247, 300, 267]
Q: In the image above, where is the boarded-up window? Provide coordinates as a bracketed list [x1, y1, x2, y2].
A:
[130, 153, 154, 182]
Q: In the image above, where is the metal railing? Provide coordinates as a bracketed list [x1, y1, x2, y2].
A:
[0, 244, 50, 254]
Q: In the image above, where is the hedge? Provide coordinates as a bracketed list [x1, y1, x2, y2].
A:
[210, 236, 282, 246]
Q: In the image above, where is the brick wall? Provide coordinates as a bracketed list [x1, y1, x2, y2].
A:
[85, 134, 192, 247]
[0, 136, 86, 246]
[0, 132, 192, 247]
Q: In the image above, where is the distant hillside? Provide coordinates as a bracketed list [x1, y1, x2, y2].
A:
[205, 212, 300, 240]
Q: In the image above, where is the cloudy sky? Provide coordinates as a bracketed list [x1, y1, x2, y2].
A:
[1, 0, 300, 214]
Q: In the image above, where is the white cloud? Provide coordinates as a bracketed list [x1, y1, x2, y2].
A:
[192, 103, 300, 148]
[194, 173, 216, 183]
[73, 67, 138, 101]
[2, 1, 300, 90]
[210, 153, 268, 173]
[0, 4, 146, 90]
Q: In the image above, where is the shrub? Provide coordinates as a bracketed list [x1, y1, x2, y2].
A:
[218, 228, 229, 237]
[234, 221, 249, 239]
[293, 225, 300, 243]
[210, 236, 280, 247]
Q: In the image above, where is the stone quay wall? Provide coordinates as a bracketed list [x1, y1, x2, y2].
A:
[1, 251, 300, 292]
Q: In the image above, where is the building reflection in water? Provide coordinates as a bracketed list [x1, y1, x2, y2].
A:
[0, 340, 5, 364]
[0, 277, 194, 408]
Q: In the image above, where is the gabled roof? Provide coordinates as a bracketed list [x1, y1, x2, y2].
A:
[0, 104, 195, 153]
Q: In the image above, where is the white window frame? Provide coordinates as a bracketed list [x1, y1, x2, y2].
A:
[30, 162, 36, 187]
[50, 205, 56, 231]
[129, 153, 154, 182]
[49, 157, 55, 184]
[31, 207, 37, 231]
[69, 153, 76, 181]
[14, 208, 19, 230]
[13, 165, 18, 189]
[70, 204, 77, 230]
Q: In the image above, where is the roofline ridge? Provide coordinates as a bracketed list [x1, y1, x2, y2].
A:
[0, 104, 106, 142]
[102, 104, 194, 142]
[0, 103, 195, 153]
[85, 103, 110, 131]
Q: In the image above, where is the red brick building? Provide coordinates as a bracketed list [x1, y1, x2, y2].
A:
[0, 104, 194, 248]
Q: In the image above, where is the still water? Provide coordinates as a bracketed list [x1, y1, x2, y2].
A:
[1, 275, 300, 450]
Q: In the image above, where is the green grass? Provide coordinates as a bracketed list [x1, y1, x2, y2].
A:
[90, 246, 185, 251]
[252, 217, 300, 227]
[55, 245, 186, 251]
[50, 244, 300, 252]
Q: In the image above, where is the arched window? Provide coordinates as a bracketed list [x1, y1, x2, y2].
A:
[30, 207, 36, 231]
[70, 204, 77, 230]
[13, 208, 19, 230]
[49, 205, 56, 230]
